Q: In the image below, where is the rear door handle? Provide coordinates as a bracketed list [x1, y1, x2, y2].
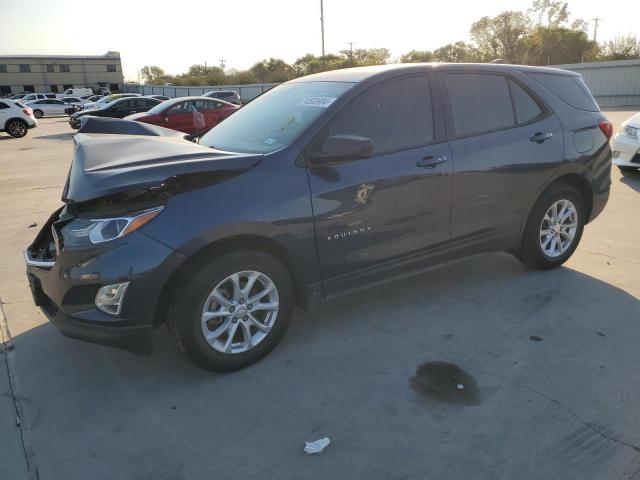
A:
[417, 155, 448, 169]
[530, 132, 553, 143]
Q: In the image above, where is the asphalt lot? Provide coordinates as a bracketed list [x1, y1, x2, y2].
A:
[1, 112, 640, 480]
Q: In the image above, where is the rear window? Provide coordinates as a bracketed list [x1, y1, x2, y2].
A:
[527, 73, 599, 112]
[509, 80, 542, 124]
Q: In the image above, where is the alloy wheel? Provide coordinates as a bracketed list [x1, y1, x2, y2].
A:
[8, 121, 26, 137]
[201, 270, 279, 354]
[539, 199, 578, 258]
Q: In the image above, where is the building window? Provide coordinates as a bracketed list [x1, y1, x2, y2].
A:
[59, 64, 70, 72]
[23, 85, 35, 93]
[109, 83, 119, 92]
[106, 64, 116, 72]
[0, 65, 7, 73]
[63, 84, 73, 91]
[50, 85, 59, 93]
[19, 64, 31, 73]
[46, 64, 54, 73]
[0, 86, 11, 95]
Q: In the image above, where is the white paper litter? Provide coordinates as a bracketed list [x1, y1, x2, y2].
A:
[304, 437, 331, 454]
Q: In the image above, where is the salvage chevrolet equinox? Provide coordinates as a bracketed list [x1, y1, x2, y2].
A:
[25, 64, 612, 371]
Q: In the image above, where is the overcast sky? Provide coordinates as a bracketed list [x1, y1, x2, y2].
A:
[1, 0, 638, 81]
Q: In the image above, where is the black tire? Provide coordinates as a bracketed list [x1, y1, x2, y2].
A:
[6, 119, 28, 138]
[618, 165, 638, 173]
[33, 109, 43, 119]
[516, 183, 585, 270]
[167, 250, 294, 372]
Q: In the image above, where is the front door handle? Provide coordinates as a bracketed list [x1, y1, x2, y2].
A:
[530, 132, 553, 143]
[417, 155, 448, 169]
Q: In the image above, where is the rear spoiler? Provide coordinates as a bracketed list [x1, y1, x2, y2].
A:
[76, 116, 188, 139]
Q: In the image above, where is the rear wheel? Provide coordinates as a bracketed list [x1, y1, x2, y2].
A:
[516, 184, 585, 270]
[167, 250, 294, 372]
[33, 109, 43, 119]
[6, 119, 28, 138]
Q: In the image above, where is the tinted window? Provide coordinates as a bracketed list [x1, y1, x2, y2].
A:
[59, 64, 70, 72]
[509, 81, 542, 124]
[0, 65, 7, 73]
[167, 102, 192, 114]
[19, 64, 31, 73]
[112, 100, 132, 110]
[527, 73, 598, 112]
[0, 102, 9, 109]
[46, 64, 54, 72]
[326, 76, 434, 155]
[445, 73, 515, 137]
[195, 100, 218, 111]
[106, 64, 116, 72]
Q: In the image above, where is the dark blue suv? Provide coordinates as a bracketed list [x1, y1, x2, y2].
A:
[25, 63, 612, 371]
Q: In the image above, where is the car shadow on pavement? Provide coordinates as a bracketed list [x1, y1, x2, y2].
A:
[33, 133, 74, 142]
[5, 252, 640, 480]
[619, 170, 640, 192]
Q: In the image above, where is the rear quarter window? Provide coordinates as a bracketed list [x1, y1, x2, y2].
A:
[527, 72, 599, 112]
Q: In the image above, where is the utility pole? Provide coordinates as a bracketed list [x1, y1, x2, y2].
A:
[592, 18, 601, 42]
[204, 61, 207, 86]
[347, 42, 354, 59]
[219, 60, 225, 86]
[320, 0, 325, 67]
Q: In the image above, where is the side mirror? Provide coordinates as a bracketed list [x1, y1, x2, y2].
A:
[310, 134, 374, 163]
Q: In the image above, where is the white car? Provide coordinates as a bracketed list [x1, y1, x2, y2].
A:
[21, 93, 57, 103]
[612, 112, 640, 172]
[0, 99, 37, 137]
[25, 98, 69, 118]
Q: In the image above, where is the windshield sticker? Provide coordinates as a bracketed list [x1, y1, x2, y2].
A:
[299, 96, 337, 108]
[264, 137, 277, 145]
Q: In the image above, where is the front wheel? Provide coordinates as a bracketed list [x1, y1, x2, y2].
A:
[167, 250, 294, 372]
[516, 184, 585, 270]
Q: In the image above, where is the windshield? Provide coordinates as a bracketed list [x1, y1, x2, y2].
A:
[199, 81, 352, 153]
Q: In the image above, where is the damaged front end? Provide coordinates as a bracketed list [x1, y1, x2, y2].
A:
[25, 117, 263, 354]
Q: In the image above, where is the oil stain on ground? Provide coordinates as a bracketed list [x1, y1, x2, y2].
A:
[410, 361, 481, 406]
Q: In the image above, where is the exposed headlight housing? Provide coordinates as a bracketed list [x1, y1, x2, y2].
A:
[61, 207, 164, 247]
[621, 125, 639, 140]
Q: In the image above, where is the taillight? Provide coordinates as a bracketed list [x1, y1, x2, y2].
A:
[23, 108, 33, 116]
[599, 119, 613, 140]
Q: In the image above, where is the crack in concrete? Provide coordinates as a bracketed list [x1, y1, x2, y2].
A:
[367, 319, 640, 456]
[0, 185, 63, 196]
[0, 298, 39, 480]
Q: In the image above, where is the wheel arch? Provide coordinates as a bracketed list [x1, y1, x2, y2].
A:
[153, 234, 315, 327]
[516, 173, 594, 249]
[2, 116, 28, 130]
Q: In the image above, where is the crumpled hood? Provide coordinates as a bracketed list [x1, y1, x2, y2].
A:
[63, 133, 263, 203]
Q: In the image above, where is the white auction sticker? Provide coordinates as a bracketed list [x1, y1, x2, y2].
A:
[299, 96, 337, 107]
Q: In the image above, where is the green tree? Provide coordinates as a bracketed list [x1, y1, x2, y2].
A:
[599, 35, 640, 60]
[399, 50, 435, 63]
[140, 65, 165, 84]
[520, 26, 598, 64]
[433, 42, 484, 62]
[470, 11, 531, 62]
[529, 0, 569, 28]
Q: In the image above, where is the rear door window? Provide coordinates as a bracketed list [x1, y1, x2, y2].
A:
[444, 73, 515, 137]
[527, 72, 598, 111]
[325, 76, 434, 155]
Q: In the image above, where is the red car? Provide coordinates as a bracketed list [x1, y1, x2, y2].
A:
[126, 96, 239, 134]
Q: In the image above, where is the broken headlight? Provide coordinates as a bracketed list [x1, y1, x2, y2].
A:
[61, 207, 164, 247]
